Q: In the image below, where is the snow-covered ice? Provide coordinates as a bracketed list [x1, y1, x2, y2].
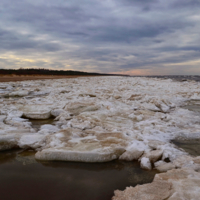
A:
[1, 76, 200, 199]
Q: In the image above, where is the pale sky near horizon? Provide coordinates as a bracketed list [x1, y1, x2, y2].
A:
[0, 0, 200, 75]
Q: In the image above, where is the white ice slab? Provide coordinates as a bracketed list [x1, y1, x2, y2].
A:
[35, 146, 125, 162]
[16, 104, 52, 119]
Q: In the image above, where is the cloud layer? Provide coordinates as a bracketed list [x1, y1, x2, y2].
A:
[0, 0, 200, 75]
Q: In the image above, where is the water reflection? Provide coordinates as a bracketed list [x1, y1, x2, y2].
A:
[0, 149, 158, 200]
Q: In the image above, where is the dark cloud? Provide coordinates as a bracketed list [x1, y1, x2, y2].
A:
[0, 27, 62, 52]
[0, 0, 200, 74]
[119, 49, 200, 71]
[116, 0, 158, 7]
[180, 46, 200, 52]
[89, 22, 185, 44]
[170, 0, 200, 8]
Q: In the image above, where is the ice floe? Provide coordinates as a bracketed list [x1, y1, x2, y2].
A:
[16, 104, 53, 119]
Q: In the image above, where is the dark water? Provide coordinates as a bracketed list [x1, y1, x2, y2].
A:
[150, 75, 200, 82]
[131, 75, 200, 82]
[181, 100, 200, 113]
[172, 139, 200, 156]
[183, 104, 200, 113]
[0, 149, 158, 200]
[27, 117, 55, 130]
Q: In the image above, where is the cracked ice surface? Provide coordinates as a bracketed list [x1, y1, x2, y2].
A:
[0, 77, 200, 161]
[1, 76, 200, 198]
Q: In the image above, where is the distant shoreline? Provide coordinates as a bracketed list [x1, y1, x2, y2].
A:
[0, 68, 127, 82]
[0, 75, 106, 82]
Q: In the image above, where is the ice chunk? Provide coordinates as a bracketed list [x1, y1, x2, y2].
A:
[35, 146, 125, 162]
[128, 94, 142, 101]
[0, 135, 18, 151]
[119, 149, 143, 161]
[0, 127, 33, 151]
[18, 134, 47, 149]
[16, 104, 52, 119]
[40, 124, 59, 133]
[190, 93, 200, 101]
[154, 160, 175, 172]
[55, 111, 72, 121]
[51, 109, 64, 117]
[9, 90, 29, 97]
[155, 101, 170, 113]
[119, 141, 146, 161]
[35, 129, 127, 162]
[142, 150, 163, 163]
[7, 110, 23, 118]
[148, 140, 166, 150]
[65, 102, 99, 115]
[140, 157, 152, 170]
[173, 155, 194, 168]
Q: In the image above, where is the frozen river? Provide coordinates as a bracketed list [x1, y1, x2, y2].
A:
[0, 76, 200, 199]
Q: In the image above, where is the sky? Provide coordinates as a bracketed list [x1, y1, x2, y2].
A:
[0, 0, 200, 75]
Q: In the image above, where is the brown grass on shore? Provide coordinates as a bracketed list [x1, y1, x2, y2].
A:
[0, 75, 101, 82]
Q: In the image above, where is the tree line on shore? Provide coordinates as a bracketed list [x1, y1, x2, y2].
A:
[0, 68, 116, 76]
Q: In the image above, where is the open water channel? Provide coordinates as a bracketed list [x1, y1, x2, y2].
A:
[0, 149, 158, 200]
